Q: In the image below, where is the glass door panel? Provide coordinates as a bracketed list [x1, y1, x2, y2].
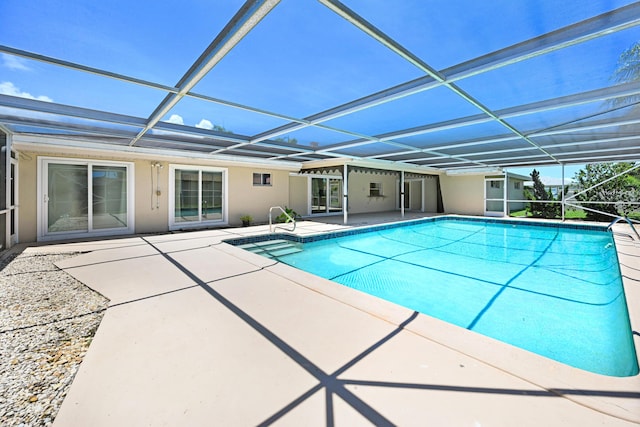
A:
[174, 170, 199, 223]
[47, 163, 88, 233]
[328, 179, 342, 212]
[202, 171, 222, 220]
[311, 178, 326, 214]
[312, 177, 342, 214]
[92, 166, 127, 229]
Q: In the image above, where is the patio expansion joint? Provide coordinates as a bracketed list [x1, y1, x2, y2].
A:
[138, 237, 415, 426]
[57, 239, 281, 310]
[99, 262, 277, 309]
[60, 252, 159, 270]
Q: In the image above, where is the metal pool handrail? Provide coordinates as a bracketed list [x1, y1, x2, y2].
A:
[607, 216, 640, 241]
[269, 206, 296, 233]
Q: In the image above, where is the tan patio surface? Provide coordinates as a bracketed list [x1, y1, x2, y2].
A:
[34, 214, 639, 426]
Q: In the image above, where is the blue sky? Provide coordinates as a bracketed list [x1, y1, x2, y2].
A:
[508, 164, 583, 181]
[0, 0, 637, 169]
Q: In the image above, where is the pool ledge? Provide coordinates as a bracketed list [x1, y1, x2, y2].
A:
[228, 219, 640, 424]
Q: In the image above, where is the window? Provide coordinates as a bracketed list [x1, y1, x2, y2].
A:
[490, 181, 501, 189]
[170, 165, 227, 228]
[369, 182, 382, 197]
[253, 173, 271, 186]
[514, 182, 521, 189]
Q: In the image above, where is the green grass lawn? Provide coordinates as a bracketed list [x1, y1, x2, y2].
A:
[509, 209, 586, 220]
[509, 208, 640, 221]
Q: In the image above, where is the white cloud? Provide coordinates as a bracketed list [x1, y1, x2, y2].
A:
[195, 119, 213, 130]
[1, 54, 31, 71]
[166, 114, 184, 125]
[0, 81, 53, 102]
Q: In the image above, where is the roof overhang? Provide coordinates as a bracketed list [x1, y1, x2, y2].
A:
[301, 157, 443, 175]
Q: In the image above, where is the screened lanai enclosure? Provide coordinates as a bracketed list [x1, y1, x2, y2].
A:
[0, 0, 639, 245]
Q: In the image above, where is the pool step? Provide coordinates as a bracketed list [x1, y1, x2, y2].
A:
[238, 239, 303, 258]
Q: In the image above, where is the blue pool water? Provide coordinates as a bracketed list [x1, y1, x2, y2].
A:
[232, 218, 638, 377]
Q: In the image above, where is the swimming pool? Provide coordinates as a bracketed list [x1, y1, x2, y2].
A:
[230, 217, 638, 377]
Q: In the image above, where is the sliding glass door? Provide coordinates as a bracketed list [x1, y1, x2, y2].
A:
[311, 177, 342, 215]
[171, 165, 225, 228]
[41, 159, 133, 239]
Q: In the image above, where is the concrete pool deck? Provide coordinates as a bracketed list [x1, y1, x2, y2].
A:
[28, 214, 640, 426]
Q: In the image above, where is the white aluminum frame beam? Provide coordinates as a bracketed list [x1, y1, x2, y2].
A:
[247, 1, 640, 149]
[128, 0, 280, 147]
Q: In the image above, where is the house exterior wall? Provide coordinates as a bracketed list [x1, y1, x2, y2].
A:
[17, 148, 296, 243]
[17, 140, 524, 244]
[347, 170, 397, 214]
[424, 176, 438, 212]
[135, 158, 167, 234]
[288, 175, 309, 217]
[410, 180, 421, 210]
[439, 174, 484, 215]
[227, 167, 290, 225]
[17, 152, 37, 243]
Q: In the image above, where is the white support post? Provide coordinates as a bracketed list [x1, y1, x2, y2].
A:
[401, 171, 405, 218]
[561, 163, 565, 221]
[343, 164, 348, 225]
[503, 171, 508, 217]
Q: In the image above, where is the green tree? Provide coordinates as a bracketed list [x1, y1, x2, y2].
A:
[612, 41, 640, 107]
[613, 41, 640, 84]
[573, 162, 640, 221]
[274, 137, 298, 145]
[212, 124, 230, 133]
[527, 169, 558, 218]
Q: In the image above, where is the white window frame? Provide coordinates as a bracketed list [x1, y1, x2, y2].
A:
[369, 182, 383, 197]
[37, 157, 135, 241]
[252, 172, 272, 186]
[169, 164, 228, 230]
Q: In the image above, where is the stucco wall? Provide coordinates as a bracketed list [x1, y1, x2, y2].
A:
[289, 175, 309, 217]
[134, 159, 168, 234]
[424, 176, 438, 212]
[409, 180, 421, 210]
[348, 171, 397, 214]
[227, 167, 290, 225]
[17, 152, 37, 243]
[439, 174, 485, 215]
